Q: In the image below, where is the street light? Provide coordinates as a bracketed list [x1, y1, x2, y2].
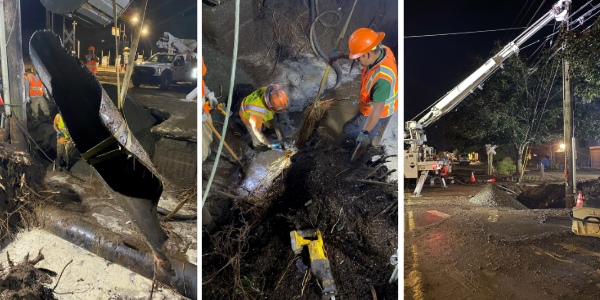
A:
[132, 17, 138, 22]
[142, 28, 147, 35]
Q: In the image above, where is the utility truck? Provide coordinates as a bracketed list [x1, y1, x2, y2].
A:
[132, 32, 197, 89]
[405, 0, 571, 197]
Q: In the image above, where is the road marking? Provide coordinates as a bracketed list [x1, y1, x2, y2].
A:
[408, 244, 424, 300]
[409, 211, 415, 232]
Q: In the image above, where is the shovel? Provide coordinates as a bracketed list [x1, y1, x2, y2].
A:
[350, 143, 365, 162]
[206, 120, 245, 172]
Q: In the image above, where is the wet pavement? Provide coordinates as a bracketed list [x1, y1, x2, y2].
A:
[405, 163, 600, 300]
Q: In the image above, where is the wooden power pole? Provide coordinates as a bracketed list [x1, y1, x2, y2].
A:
[2, 0, 27, 151]
[563, 1, 574, 208]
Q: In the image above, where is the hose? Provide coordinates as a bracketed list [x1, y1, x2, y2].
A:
[202, 0, 240, 208]
[310, 0, 343, 90]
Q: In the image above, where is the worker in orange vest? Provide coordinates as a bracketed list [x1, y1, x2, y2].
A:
[86, 46, 98, 76]
[202, 57, 219, 161]
[342, 28, 398, 148]
[24, 67, 50, 119]
[239, 84, 288, 150]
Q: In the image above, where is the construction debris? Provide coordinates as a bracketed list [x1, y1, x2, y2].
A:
[469, 184, 528, 210]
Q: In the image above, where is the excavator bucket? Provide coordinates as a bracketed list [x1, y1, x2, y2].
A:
[29, 30, 172, 272]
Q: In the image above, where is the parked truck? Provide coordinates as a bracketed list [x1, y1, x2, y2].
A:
[132, 32, 197, 89]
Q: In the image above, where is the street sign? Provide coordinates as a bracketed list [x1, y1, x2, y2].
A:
[64, 30, 74, 44]
[486, 145, 497, 155]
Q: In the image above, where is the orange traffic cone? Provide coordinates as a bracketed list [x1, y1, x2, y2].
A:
[487, 178, 496, 182]
[576, 191, 584, 206]
[471, 172, 476, 183]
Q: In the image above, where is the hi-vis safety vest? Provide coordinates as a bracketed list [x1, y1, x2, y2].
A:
[86, 56, 98, 73]
[25, 74, 43, 97]
[202, 80, 210, 115]
[54, 114, 70, 142]
[359, 46, 398, 118]
[239, 87, 274, 126]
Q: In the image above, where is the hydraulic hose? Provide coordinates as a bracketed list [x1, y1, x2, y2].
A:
[202, 0, 240, 208]
[310, 0, 343, 90]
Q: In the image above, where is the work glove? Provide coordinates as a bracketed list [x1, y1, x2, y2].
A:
[269, 143, 282, 150]
[206, 92, 218, 109]
[356, 130, 371, 147]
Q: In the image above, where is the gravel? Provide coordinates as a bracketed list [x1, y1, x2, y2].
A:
[469, 184, 528, 210]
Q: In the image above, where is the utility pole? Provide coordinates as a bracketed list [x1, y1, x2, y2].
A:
[72, 21, 77, 54]
[2, 0, 27, 151]
[62, 16, 65, 46]
[563, 1, 574, 208]
[45, 9, 50, 30]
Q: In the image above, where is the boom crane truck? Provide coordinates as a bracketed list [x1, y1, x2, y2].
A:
[405, 0, 570, 197]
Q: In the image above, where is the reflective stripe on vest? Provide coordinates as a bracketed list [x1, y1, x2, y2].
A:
[358, 46, 398, 118]
[240, 87, 274, 124]
[86, 57, 98, 73]
[56, 115, 70, 141]
[26, 74, 44, 97]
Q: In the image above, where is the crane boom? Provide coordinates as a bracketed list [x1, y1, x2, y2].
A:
[405, 0, 570, 197]
[416, 5, 566, 129]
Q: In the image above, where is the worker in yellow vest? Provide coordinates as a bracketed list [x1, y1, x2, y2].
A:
[53, 113, 72, 172]
[24, 67, 50, 119]
[202, 57, 219, 161]
[86, 46, 98, 76]
[343, 28, 398, 147]
[239, 84, 288, 149]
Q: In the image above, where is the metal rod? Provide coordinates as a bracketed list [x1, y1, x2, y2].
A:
[0, 0, 11, 116]
[113, 0, 121, 111]
[120, 0, 149, 108]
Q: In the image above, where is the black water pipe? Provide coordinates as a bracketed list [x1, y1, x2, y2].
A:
[38, 206, 197, 299]
[310, 0, 343, 90]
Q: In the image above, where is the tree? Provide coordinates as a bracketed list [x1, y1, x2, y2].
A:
[445, 44, 564, 175]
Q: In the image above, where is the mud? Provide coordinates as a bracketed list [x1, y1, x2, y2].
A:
[203, 140, 398, 300]
[0, 145, 46, 240]
[0, 250, 56, 300]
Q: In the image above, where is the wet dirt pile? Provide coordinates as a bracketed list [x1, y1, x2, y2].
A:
[515, 183, 566, 209]
[0, 250, 57, 300]
[0, 144, 46, 242]
[469, 184, 527, 209]
[202, 141, 398, 300]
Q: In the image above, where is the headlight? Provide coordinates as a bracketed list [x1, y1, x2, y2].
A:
[191, 68, 197, 78]
[154, 67, 162, 75]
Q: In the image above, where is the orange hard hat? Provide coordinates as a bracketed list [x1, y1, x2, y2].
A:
[202, 57, 206, 77]
[88, 46, 95, 51]
[265, 84, 288, 113]
[348, 28, 385, 59]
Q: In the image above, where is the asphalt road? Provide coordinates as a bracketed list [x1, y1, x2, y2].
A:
[405, 163, 600, 300]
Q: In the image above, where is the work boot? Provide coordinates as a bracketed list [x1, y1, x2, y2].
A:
[206, 153, 216, 162]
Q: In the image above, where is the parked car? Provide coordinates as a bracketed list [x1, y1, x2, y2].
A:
[459, 154, 471, 165]
[132, 53, 196, 89]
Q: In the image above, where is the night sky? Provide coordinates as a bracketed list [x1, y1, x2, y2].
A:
[20, 0, 196, 59]
[405, 0, 587, 150]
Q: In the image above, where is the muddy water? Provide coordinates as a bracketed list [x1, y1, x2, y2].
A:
[236, 149, 287, 195]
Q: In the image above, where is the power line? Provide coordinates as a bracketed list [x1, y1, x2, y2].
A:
[405, 24, 555, 39]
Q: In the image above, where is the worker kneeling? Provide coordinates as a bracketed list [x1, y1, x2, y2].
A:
[53, 113, 72, 172]
[343, 28, 398, 147]
[239, 84, 288, 150]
